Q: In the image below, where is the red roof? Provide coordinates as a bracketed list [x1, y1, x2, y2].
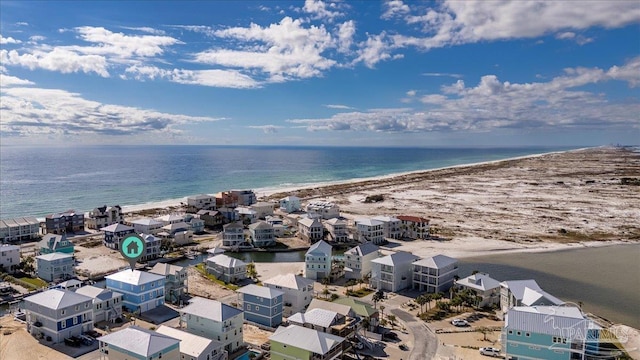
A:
[397, 215, 430, 223]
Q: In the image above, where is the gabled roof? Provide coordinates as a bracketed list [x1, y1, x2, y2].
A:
[306, 240, 332, 256]
[299, 217, 322, 228]
[39, 234, 72, 250]
[207, 247, 226, 256]
[75, 285, 122, 302]
[324, 218, 346, 226]
[249, 221, 273, 230]
[25, 289, 91, 310]
[98, 326, 180, 357]
[345, 242, 378, 257]
[262, 274, 315, 290]
[156, 325, 223, 358]
[371, 251, 419, 266]
[130, 218, 164, 226]
[506, 306, 599, 337]
[289, 308, 338, 328]
[58, 279, 82, 289]
[100, 223, 134, 233]
[36, 252, 73, 261]
[237, 284, 284, 299]
[412, 254, 458, 269]
[179, 297, 243, 321]
[206, 254, 247, 268]
[149, 263, 184, 276]
[456, 272, 500, 291]
[333, 297, 378, 318]
[356, 218, 383, 227]
[307, 299, 351, 317]
[105, 269, 164, 286]
[270, 325, 345, 355]
[500, 280, 563, 306]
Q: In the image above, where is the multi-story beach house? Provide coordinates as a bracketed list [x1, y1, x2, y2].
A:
[43, 210, 85, 235]
[455, 272, 501, 307]
[149, 263, 187, 304]
[250, 201, 275, 219]
[86, 205, 123, 230]
[235, 206, 257, 224]
[98, 325, 181, 360]
[156, 325, 228, 360]
[215, 191, 239, 208]
[24, 289, 93, 344]
[159, 222, 193, 245]
[129, 217, 164, 235]
[139, 233, 162, 262]
[269, 324, 346, 360]
[178, 297, 245, 354]
[304, 240, 332, 280]
[105, 269, 165, 313]
[237, 284, 284, 328]
[36, 252, 74, 282]
[355, 218, 385, 245]
[0, 244, 20, 273]
[262, 274, 315, 317]
[503, 306, 601, 360]
[398, 215, 430, 239]
[74, 285, 123, 323]
[344, 242, 380, 280]
[187, 194, 217, 212]
[324, 218, 348, 242]
[298, 217, 324, 243]
[206, 254, 247, 284]
[197, 210, 226, 229]
[305, 201, 340, 219]
[500, 280, 564, 317]
[249, 221, 275, 247]
[372, 215, 402, 240]
[184, 214, 205, 233]
[37, 233, 75, 255]
[155, 213, 186, 225]
[101, 223, 135, 250]
[279, 195, 301, 213]
[333, 297, 379, 331]
[222, 222, 245, 248]
[412, 254, 458, 293]
[0, 216, 40, 242]
[231, 189, 257, 206]
[370, 251, 420, 292]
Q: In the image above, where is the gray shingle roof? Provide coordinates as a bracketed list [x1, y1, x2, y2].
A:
[456, 272, 500, 291]
[75, 285, 122, 302]
[306, 240, 332, 256]
[179, 297, 243, 321]
[149, 263, 184, 276]
[270, 325, 345, 355]
[288, 308, 338, 328]
[345, 242, 378, 256]
[36, 252, 73, 261]
[371, 251, 419, 266]
[237, 284, 284, 299]
[206, 254, 247, 268]
[100, 223, 134, 232]
[25, 289, 92, 310]
[412, 254, 457, 269]
[98, 325, 180, 357]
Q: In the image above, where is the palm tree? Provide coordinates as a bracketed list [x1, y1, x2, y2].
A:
[380, 305, 386, 323]
[415, 295, 427, 315]
[387, 314, 396, 329]
[372, 289, 384, 308]
[477, 326, 490, 341]
[246, 262, 258, 280]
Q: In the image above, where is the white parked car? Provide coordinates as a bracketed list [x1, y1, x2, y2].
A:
[451, 318, 469, 327]
[479, 347, 501, 357]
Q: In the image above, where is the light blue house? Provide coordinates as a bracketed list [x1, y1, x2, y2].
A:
[503, 306, 601, 360]
[36, 252, 74, 282]
[105, 269, 165, 313]
[237, 284, 284, 328]
[37, 234, 74, 254]
[279, 196, 301, 213]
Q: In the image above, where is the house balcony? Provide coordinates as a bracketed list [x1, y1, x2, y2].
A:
[221, 324, 236, 333]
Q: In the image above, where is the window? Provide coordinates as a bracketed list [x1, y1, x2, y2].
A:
[61, 310, 66, 315]
[508, 330, 513, 335]
[255, 305, 260, 311]
[75, 305, 79, 311]
[526, 332, 531, 337]
[73, 317, 78, 325]
[516, 331, 521, 336]
[61, 320, 66, 329]
[246, 304, 251, 310]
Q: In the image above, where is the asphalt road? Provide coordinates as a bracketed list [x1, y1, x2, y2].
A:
[391, 308, 437, 360]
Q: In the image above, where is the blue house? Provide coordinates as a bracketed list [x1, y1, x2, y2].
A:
[503, 305, 601, 360]
[105, 269, 165, 313]
[237, 284, 284, 328]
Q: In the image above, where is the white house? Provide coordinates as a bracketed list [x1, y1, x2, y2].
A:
[305, 240, 332, 281]
[324, 218, 348, 242]
[279, 196, 301, 213]
[344, 242, 380, 280]
[105, 269, 165, 313]
[370, 251, 420, 292]
[98, 325, 181, 360]
[75, 285, 123, 323]
[298, 217, 324, 243]
[412, 254, 458, 293]
[262, 274, 315, 317]
[455, 272, 501, 308]
[155, 213, 186, 226]
[288, 308, 341, 334]
[156, 325, 227, 360]
[500, 280, 564, 317]
[372, 216, 402, 239]
[0, 216, 40, 242]
[235, 206, 257, 224]
[129, 217, 164, 235]
[205, 254, 247, 283]
[250, 202, 275, 219]
[0, 244, 20, 273]
[355, 218, 385, 245]
[86, 205, 123, 230]
[178, 297, 245, 354]
[36, 252, 74, 282]
[222, 222, 245, 248]
[397, 215, 430, 239]
[305, 201, 340, 219]
[187, 194, 217, 212]
[248, 221, 275, 247]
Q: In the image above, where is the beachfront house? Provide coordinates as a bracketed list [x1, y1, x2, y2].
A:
[37, 233, 74, 254]
[0, 244, 20, 273]
[503, 306, 601, 360]
[237, 284, 284, 328]
[298, 217, 324, 243]
[129, 217, 164, 235]
[344, 242, 380, 280]
[249, 221, 276, 247]
[372, 215, 402, 240]
[178, 297, 245, 354]
[149, 263, 188, 304]
[500, 280, 564, 317]
[355, 218, 385, 245]
[205, 254, 247, 284]
[305, 201, 340, 219]
[279, 196, 301, 213]
[74, 285, 123, 323]
[98, 325, 181, 360]
[24, 289, 93, 344]
[231, 189, 257, 206]
[455, 272, 501, 308]
[324, 218, 348, 242]
[269, 324, 346, 360]
[36, 252, 74, 282]
[156, 325, 227, 360]
[398, 215, 430, 239]
[197, 210, 226, 229]
[86, 205, 123, 230]
[101, 223, 135, 250]
[43, 210, 85, 235]
[187, 194, 217, 212]
[262, 274, 315, 317]
[304, 240, 332, 281]
[370, 251, 420, 292]
[222, 222, 245, 248]
[105, 269, 165, 313]
[0, 216, 40, 242]
[412, 254, 459, 293]
[250, 201, 275, 219]
[216, 191, 239, 208]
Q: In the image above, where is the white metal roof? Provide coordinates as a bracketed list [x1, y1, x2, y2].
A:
[100, 223, 134, 232]
[263, 274, 315, 290]
[98, 325, 180, 357]
[456, 272, 500, 291]
[36, 252, 73, 261]
[356, 218, 383, 227]
[289, 308, 338, 328]
[105, 269, 164, 286]
[269, 324, 345, 355]
[505, 306, 600, 338]
[156, 325, 223, 357]
[206, 254, 247, 268]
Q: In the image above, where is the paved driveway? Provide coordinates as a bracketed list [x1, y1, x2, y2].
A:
[391, 308, 437, 360]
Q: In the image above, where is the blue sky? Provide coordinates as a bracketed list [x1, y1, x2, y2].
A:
[1, 0, 639, 147]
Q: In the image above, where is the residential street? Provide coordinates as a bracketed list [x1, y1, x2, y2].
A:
[391, 308, 437, 360]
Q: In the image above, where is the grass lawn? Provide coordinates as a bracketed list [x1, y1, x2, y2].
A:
[17, 276, 48, 289]
[194, 263, 239, 290]
[345, 288, 374, 298]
